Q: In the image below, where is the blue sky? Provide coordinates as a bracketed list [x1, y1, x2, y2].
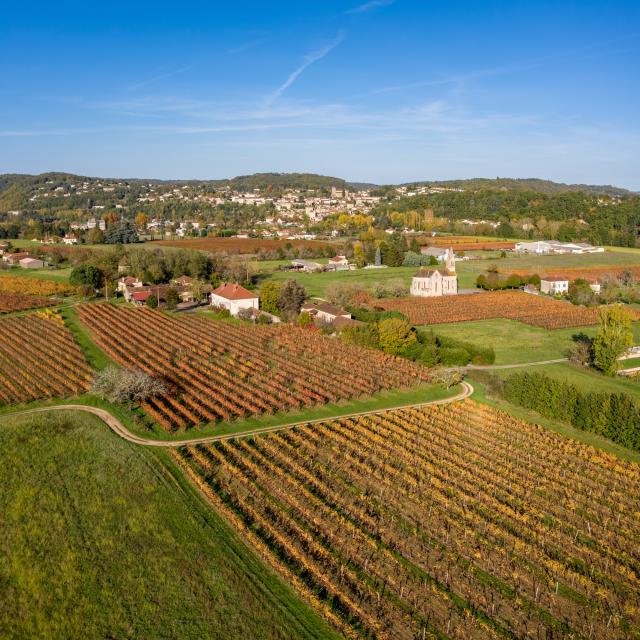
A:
[1, 1, 639, 187]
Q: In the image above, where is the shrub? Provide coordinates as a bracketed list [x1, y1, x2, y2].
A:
[341, 324, 380, 349]
[417, 344, 439, 366]
[438, 347, 471, 366]
[378, 318, 417, 355]
[92, 366, 167, 408]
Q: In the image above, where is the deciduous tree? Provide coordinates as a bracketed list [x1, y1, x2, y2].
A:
[593, 304, 634, 376]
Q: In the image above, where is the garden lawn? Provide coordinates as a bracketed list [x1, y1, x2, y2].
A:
[0, 411, 339, 640]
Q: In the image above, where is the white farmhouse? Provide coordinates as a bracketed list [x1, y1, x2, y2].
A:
[515, 241, 604, 255]
[210, 283, 259, 316]
[410, 248, 458, 297]
[540, 277, 569, 295]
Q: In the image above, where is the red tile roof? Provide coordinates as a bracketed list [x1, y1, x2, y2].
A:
[211, 283, 257, 300]
[132, 291, 152, 302]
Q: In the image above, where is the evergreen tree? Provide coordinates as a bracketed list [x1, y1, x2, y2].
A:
[104, 220, 139, 244]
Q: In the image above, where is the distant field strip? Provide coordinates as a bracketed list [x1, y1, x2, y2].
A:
[77, 304, 431, 431]
[375, 291, 609, 328]
[174, 399, 640, 639]
[0, 273, 75, 296]
[0, 314, 92, 404]
[153, 237, 336, 253]
[0, 292, 55, 313]
[498, 265, 640, 280]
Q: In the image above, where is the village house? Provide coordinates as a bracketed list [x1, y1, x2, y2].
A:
[63, 234, 78, 245]
[0, 242, 9, 255]
[117, 276, 144, 293]
[172, 275, 196, 287]
[2, 253, 25, 265]
[125, 284, 188, 306]
[326, 255, 350, 271]
[410, 248, 458, 297]
[540, 277, 569, 295]
[588, 281, 601, 294]
[19, 257, 47, 269]
[291, 259, 323, 273]
[210, 283, 259, 317]
[301, 301, 352, 324]
[419, 246, 448, 261]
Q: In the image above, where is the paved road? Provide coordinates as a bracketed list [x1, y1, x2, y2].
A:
[2, 382, 474, 448]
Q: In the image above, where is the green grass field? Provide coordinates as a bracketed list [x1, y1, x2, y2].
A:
[421, 319, 640, 365]
[490, 360, 640, 401]
[0, 411, 339, 639]
[260, 265, 418, 298]
[0, 266, 73, 282]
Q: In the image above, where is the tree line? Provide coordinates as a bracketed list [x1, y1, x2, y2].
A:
[500, 371, 640, 452]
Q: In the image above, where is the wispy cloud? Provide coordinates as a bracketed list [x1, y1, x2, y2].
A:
[266, 31, 346, 105]
[226, 39, 265, 55]
[127, 65, 194, 91]
[346, 0, 394, 15]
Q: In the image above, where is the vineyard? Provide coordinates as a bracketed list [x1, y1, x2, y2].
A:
[498, 265, 640, 282]
[76, 304, 431, 430]
[0, 314, 92, 405]
[153, 237, 337, 254]
[174, 400, 640, 640]
[0, 274, 75, 296]
[374, 291, 610, 328]
[0, 292, 56, 313]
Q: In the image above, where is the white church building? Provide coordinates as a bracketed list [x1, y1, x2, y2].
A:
[410, 248, 458, 297]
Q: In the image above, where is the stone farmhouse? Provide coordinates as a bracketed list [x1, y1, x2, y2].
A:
[410, 248, 458, 297]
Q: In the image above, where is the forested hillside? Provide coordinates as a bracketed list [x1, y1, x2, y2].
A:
[373, 189, 640, 246]
[402, 177, 632, 197]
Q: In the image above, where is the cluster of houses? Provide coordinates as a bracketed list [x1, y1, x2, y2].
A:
[0, 244, 48, 269]
[117, 275, 210, 308]
[117, 271, 363, 330]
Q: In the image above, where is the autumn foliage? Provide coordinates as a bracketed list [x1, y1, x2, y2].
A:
[374, 291, 620, 328]
[76, 303, 431, 430]
[0, 314, 92, 405]
[174, 400, 640, 639]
